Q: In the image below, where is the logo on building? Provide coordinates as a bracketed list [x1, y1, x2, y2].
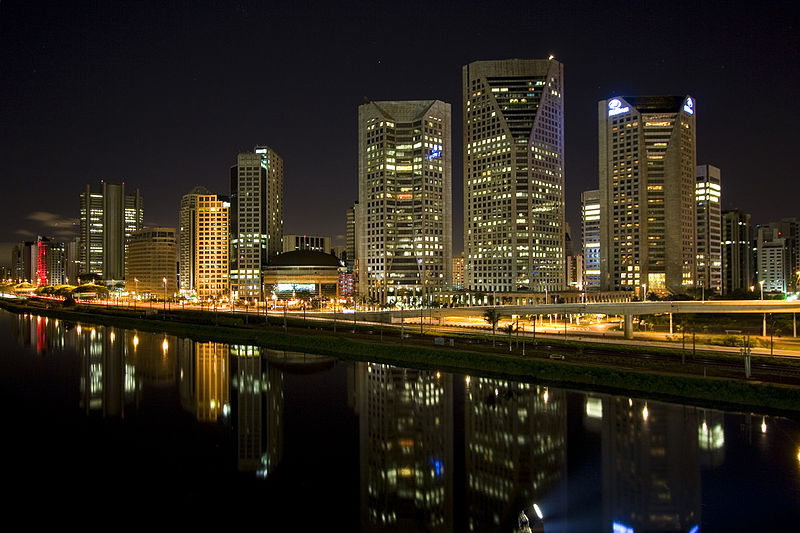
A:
[683, 97, 695, 115]
[608, 98, 630, 117]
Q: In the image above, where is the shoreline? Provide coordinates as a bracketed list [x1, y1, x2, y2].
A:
[3, 298, 800, 416]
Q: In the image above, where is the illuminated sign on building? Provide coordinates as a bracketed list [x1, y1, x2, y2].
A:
[426, 146, 442, 160]
[608, 98, 630, 117]
[683, 97, 695, 115]
[276, 283, 316, 293]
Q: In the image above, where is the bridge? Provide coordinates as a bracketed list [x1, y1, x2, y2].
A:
[314, 300, 800, 340]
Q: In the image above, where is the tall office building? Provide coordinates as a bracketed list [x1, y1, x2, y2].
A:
[463, 58, 565, 293]
[79, 181, 144, 281]
[345, 202, 359, 272]
[230, 146, 283, 301]
[195, 194, 230, 301]
[124, 227, 177, 297]
[756, 226, 792, 294]
[722, 210, 753, 295]
[581, 189, 601, 290]
[696, 165, 722, 294]
[179, 186, 212, 295]
[599, 96, 697, 295]
[452, 252, 465, 290]
[358, 100, 452, 306]
[12, 236, 65, 285]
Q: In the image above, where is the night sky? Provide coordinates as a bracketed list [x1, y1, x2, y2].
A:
[2, 1, 798, 265]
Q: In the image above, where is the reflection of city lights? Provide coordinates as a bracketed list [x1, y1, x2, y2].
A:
[210, 399, 216, 410]
[495, 388, 499, 397]
[585, 397, 603, 419]
[54, 320, 58, 327]
[162, 338, 169, 354]
[698, 421, 725, 450]
[76, 325, 82, 335]
[761, 417, 767, 434]
[543, 388, 549, 404]
[465, 376, 470, 385]
[533, 503, 543, 519]
[133, 335, 139, 349]
[110, 332, 115, 343]
[436, 371, 441, 379]
[628, 398, 633, 407]
[90, 328, 95, 339]
[642, 404, 649, 421]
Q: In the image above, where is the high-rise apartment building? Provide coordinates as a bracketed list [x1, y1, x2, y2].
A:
[358, 100, 452, 306]
[722, 210, 753, 295]
[463, 58, 565, 293]
[230, 146, 283, 301]
[696, 165, 722, 294]
[179, 186, 212, 295]
[12, 236, 66, 285]
[599, 96, 697, 295]
[452, 252, 465, 290]
[195, 195, 230, 301]
[581, 189, 601, 290]
[79, 182, 143, 281]
[124, 227, 177, 297]
[757, 218, 799, 293]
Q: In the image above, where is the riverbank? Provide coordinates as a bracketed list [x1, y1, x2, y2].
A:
[3, 297, 800, 416]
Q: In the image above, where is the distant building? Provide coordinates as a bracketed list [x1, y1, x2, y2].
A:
[756, 226, 791, 294]
[79, 181, 143, 281]
[230, 146, 283, 301]
[124, 227, 177, 298]
[722, 210, 753, 295]
[463, 58, 565, 293]
[757, 218, 799, 293]
[179, 186, 212, 295]
[12, 236, 65, 286]
[263, 250, 341, 301]
[696, 165, 722, 294]
[345, 202, 359, 272]
[282, 234, 331, 254]
[599, 96, 697, 295]
[566, 253, 584, 290]
[195, 195, 229, 301]
[582, 189, 601, 290]
[452, 252, 465, 290]
[358, 100, 452, 306]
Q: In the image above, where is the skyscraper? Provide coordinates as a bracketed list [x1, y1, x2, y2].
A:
[179, 186, 212, 295]
[230, 146, 283, 301]
[463, 58, 565, 294]
[696, 165, 722, 294]
[582, 189, 601, 290]
[722, 210, 753, 295]
[599, 96, 697, 295]
[79, 181, 143, 281]
[195, 194, 230, 301]
[345, 202, 359, 273]
[358, 100, 452, 306]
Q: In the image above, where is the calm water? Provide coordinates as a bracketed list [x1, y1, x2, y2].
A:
[1, 309, 799, 531]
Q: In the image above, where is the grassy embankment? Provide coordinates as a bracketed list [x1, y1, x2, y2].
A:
[3, 297, 800, 415]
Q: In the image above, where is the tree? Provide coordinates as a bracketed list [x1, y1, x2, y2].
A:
[483, 308, 501, 347]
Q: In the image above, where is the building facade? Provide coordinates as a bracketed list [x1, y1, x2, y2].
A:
[721, 210, 753, 295]
[757, 218, 799, 293]
[756, 226, 792, 294]
[12, 236, 66, 286]
[696, 165, 722, 294]
[124, 227, 178, 297]
[463, 58, 565, 293]
[358, 100, 452, 306]
[230, 146, 283, 301]
[599, 96, 697, 295]
[282, 234, 331, 254]
[452, 252, 465, 290]
[179, 186, 212, 295]
[79, 182, 143, 281]
[195, 194, 230, 301]
[345, 202, 359, 273]
[582, 189, 601, 290]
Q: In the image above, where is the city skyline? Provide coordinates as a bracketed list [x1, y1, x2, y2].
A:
[2, 1, 798, 265]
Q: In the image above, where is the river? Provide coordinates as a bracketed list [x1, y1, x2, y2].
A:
[1, 309, 798, 531]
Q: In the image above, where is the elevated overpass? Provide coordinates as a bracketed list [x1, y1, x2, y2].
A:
[312, 300, 800, 340]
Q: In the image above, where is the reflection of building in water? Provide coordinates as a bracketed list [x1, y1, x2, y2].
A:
[698, 409, 725, 468]
[77, 325, 139, 417]
[464, 378, 566, 532]
[11, 313, 75, 354]
[355, 363, 453, 532]
[602, 398, 701, 532]
[128, 332, 177, 386]
[230, 345, 283, 476]
[196, 342, 229, 421]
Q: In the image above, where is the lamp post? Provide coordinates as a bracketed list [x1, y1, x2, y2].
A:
[134, 278, 138, 309]
[163, 277, 167, 311]
[760, 280, 766, 337]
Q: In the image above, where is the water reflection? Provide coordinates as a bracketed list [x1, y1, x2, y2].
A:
[355, 363, 454, 531]
[7, 311, 800, 530]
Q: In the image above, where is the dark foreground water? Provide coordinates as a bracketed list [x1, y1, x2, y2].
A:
[1, 310, 799, 531]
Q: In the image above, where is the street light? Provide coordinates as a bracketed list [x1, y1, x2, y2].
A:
[134, 278, 139, 309]
[760, 280, 766, 337]
[760, 280, 765, 300]
[163, 277, 167, 310]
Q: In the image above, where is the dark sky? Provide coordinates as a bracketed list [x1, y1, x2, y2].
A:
[2, 0, 798, 264]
